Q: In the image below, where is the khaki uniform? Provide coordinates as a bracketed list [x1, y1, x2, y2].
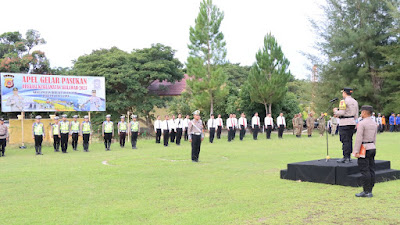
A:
[188, 119, 204, 162]
[296, 117, 303, 136]
[0, 123, 9, 156]
[317, 116, 325, 135]
[331, 117, 338, 135]
[292, 117, 297, 135]
[306, 116, 315, 136]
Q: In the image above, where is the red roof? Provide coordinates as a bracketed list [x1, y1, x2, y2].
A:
[148, 74, 189, 96]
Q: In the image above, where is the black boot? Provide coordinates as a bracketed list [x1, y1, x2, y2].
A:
[355, 191, 373, 198]
[35, 146, 39, 155]
[39, 146, 43, 155]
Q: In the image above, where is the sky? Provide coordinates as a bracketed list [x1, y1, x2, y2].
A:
[1, 0, 324, 79]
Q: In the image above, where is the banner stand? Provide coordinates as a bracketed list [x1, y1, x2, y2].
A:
[19, 111, 26, 149]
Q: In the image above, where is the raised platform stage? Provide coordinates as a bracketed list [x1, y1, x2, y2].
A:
[280, 158, 400, 187]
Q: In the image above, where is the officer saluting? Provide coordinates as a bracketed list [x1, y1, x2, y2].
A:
[188, 110, 204, 162]
[353, 105, 377, 198]
[70, 115, 80, 151]
[129, 115, 140, 149]
[102, 115, 114, 151]
[334, 88, 359, 163]
[32, 116, 45, 155]
[51, 116, 61, 152]
[80, 115, 92, 152]
[0, 118, 9, 157]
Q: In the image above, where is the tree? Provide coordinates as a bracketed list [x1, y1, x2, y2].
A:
[186, 0, 228, 116]
[25, 29, 46, 54]
[310, 0, 399, 114]
[72, 44, 183, 129]
[246, 33, 292, 115]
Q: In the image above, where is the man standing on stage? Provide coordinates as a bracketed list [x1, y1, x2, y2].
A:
[183, 115, 190, 141]
[175, 114, 184, 145]
[80, 115, 92, 152]
[334, 87, 359, 163]
[32, 116, 45, 155]
[129, 115, 140, 149]
[51, 116, 61, 152]
[60, 114, 70, 153]
[251, 112, 261, 140]
[238, 113, 247, 141]
[70, 115, 80, 151]
[227, 114, 234, 142]
[118, 116, 127, 148]
[216, 114, 223, 139]
[188, 110, 204, 162]
[264, 113, 274, 139]
[162, 115, 171, 147]
[277, 113, 286, 139]
[0, 118, 9, 157]
[353, 105, 376, 198]
[102, 115, 114, 151]
[154, 115, 162, 144]
[207, 114, 217, 143]
[306, 113, 314, 138]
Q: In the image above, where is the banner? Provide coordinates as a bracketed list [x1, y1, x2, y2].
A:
[1, 73, 106, 112]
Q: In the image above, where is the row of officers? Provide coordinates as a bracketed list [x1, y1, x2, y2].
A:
[29, 114, 140, 155]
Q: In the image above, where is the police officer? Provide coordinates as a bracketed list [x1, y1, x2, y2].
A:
[129, 115, 140, 149]
[296, 113, 303, 138]
[70, 115, 80, 151]
[102, 115, 114, 151]
[251, 112, 261, 140]
[84, 90, 101, 111]
[188, 110, 204, 162]
[118, 116, 127, 148]
[317, 113, 325, 137]
[0, 118, 9, 157]
[264, 113, 273, 139]
[238, 113, 247, 141]
[334, 87, 359, 163]
[175, 114, 184, 145]
[207, 114, 217, 143]
[331, 115, 338, 136]
[60, 114, 71, 153]
[80, 115, 92, 152]
[32, 115, 45, 155]
[51, 116, 61, 152]
[306, 113, 315, 138]
[154, 115, 162, 144]
[6, 87, 24, 111]
[292, 114, 297, 135]
[353, 105, 376, 198]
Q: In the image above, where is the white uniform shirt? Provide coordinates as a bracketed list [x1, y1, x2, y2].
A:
[238, 117, 247, 128]
[277, 116, 286, 126]
[161, 120, 171, 132]
[169, 119, 176, 131]
[264, 117, 274, 126]
[226, 118, 234, 128]
[175, 118, 184, 129]
[183, 118, 190, 128]
[233, 118, 238, 128]
[251, 116, 261, 128]
[216, 118, 224, 128]
[207, 118, 217, 130]
[154, 119, 162, 132]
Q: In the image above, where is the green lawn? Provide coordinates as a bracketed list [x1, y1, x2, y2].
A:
[1, 132, 400, 225]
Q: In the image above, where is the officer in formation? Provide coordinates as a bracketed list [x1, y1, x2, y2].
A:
[216, 114, 223, 139]
[70, 115, 80, 151]
[169, 115, 177, 143]
[331, 115, 338, 136]
[0, 118, 9, 157]
[232, 114, 238, 139]
[175, 114, 184, 145]
[353, 105, 377, 198]
[276, 113, 286, 139]
[154, 115, 162, 144]
[102, 115, 114, 151]
[296, 113, 303, 138]
[60, 115, 70, 153]
[188, 110, 204, 162]
[118, 116, 127, 148]
[32, 116, 45, 155]
[292, 114, 298, 135]
[226, 114, 234, 142]
[306, 113, 315, 138]
[334, 87, 359, 163]
[129, 115, 140, 149]
[238, 113, 247, 141]
[161, 115, 171, 147]
[51, 116, 61, 152]
[80, 115, 92, 152]
[264, 113, 273, 139]
[251, 112, 261, 140]
[207, 114, 217, 143]
[6, 87, 24, 111]
[183, 115, 190, 141]
[317, 113, 326, 137]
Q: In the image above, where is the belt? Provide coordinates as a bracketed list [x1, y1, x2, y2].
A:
[192, 133, 201, 135]
[339, 116, 354, 119]
[120, 131, 127, 132]
[362, 141, 374, 144]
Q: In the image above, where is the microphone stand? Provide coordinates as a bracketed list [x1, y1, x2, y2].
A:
[325, 101, 336, 162]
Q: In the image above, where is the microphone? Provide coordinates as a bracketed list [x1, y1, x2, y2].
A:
[329, 98, 338, 103]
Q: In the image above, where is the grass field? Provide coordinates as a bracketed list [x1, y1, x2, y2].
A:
[1, 131, 400, 225]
